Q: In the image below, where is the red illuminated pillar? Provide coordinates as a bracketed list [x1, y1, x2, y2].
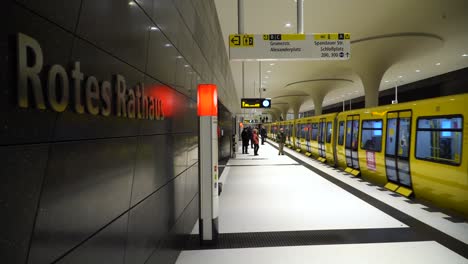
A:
[197, 84, 219, 244]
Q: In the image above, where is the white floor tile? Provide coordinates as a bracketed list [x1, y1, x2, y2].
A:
[177, 241, 468, 264]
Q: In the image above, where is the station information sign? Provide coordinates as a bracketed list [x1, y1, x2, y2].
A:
[241, 98, 271, 108]
[229, 33, 350, 61]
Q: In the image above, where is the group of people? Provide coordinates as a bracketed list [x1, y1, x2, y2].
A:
[241, 125, 267, 155]
[240, 126, 287, 156]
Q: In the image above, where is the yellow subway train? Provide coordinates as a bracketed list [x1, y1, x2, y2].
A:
[265, 94, 468, 218]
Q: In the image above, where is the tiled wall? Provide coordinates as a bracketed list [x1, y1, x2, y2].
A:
[0, 0, 237, 263]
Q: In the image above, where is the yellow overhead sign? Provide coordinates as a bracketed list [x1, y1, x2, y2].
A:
[314, 33, 350, 40]
[229, 34, 254, 47]
[262, 34, 306, 41]
[229, 33, 351, 61]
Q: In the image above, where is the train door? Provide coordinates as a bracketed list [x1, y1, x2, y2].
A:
[305, 123, 312, 152]
[318, 118, 326, 158]
[345, 115, 360, 169]
[385, 111, 412, 187]
[296, 123, 302, 149]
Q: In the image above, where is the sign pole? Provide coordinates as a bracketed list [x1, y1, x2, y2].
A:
[297, 0, 304, 34]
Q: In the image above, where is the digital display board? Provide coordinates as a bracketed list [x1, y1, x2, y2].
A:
[241, 98, 271, 108]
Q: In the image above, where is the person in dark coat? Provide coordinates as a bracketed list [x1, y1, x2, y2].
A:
[247, 126, 253, 149]
[241, 128, 249, 154]
[260, 126, 267, 145]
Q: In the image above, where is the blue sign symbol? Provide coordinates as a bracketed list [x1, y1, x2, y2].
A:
[262, 99, 270, 108]
[339, 52, 344, 57]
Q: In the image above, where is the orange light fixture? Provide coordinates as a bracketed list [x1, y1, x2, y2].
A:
[197, 84, 218, 116]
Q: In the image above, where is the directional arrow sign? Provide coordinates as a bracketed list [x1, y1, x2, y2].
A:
[230, 35, 241, 46]
[229, 33, 351, 61]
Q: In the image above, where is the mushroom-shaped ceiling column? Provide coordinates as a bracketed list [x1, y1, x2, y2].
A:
[285, 79, 354, 115]
[271, 101, 289, 121]
[272, 93, 310, 119]
[350, 33, 443, 107]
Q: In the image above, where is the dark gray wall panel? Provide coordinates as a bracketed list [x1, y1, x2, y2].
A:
[173, 172, 186, 221]
[0, 144, 49, 264]
[135, 0, 152, 18]
[2, 0, 229, 263]
[187, 136, 198, 167]
[137, 75, 174, 135]
[125, 187, 171, 264]
[0, 1, 74, 145]
[131, 134, 172, 206]
[174, 0, 196, 35]
[184, 194, 199, 235]
[151, 0, 183, 48]
[53, 38, 144, 141]
[15, 0, 82, 32]
[28, 138, 136, 264]
[77, 0, 150, 71]
[184, 164, 198, 207]
[57, 214, 128, 264]
[173, 134, 188, 177]
[146, 28, 177, 86]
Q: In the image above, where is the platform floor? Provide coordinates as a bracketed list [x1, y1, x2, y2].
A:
[177, 141, 468, 264]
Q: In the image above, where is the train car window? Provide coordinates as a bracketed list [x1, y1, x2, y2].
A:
[311, 123, 318, 141]
[416, 116, 463, 165]
[306, 124, 311, 141]
[361, 120, 383, 152]
[345, 120, 353, 148]
[326, 122, 332, 143]
[352, 120, 359, 151]
[338, 121, 344, 145]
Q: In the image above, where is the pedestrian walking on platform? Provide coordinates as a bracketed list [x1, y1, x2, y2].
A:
[277, 127, 286, 155]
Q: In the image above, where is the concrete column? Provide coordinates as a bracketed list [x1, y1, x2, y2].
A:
[359, 69, 384, 108]
[282, 109, 289, 120]
[312, 94, 325, 116]
[292, 104, 301, 119]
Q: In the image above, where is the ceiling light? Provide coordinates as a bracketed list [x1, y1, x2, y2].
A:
[385, 80, 389, 83]
[184, 64, 189, 67]
[270, 63, 275, 66]
[436, 62, 441, 66]
[267, 70, 271, 73]
[264, 76, 269, 79]
[176, 55, 183, 59]
[398, 75, 403, 78]
[164, 43, 172, 47]
[462, 54, 468, 57]
[150, 26, 159, 31]
[129, 1, 136, 6]
[285, 23, 292, 28]
[415, 69, 420, 72]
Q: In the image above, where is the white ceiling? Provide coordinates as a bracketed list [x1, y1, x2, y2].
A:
[214, 0, 468, 116]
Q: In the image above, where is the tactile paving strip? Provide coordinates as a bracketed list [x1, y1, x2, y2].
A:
[184, 228, 429, 250]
